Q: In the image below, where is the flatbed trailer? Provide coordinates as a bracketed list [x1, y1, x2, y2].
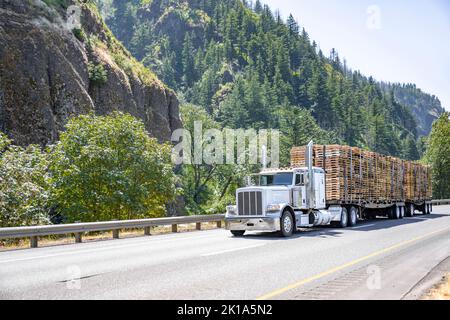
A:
[290, 144, 433, 218]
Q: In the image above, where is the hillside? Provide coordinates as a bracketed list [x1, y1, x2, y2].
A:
[98, 0, 443, 161]
[0, 0, 181, 146]
[380, 83, 445, 136]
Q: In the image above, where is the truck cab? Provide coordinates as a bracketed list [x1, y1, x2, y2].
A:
[225, 166, 343, 237]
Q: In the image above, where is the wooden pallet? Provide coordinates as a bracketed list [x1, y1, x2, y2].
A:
[291, 145, 432, 203]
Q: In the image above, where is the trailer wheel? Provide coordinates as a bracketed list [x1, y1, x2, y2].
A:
[405, 204, 413, 217]
[280, 210, 294, 237]
[395, 206, 401, 219]
[230, 230, 245, 237]
[337, 207, 348, 228]
[421, 205, 427, 215]
[399, 206, 404, 219]
[348, 206, 358, 227]
[408, 203, 415, 217]
[388, 206, 399, 219]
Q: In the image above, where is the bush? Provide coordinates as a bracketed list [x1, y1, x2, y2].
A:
[72, 28, 86, 42]
[49, 112, 176, 222]
[0, 144, 51, 227]
[88, 62, 108, 85]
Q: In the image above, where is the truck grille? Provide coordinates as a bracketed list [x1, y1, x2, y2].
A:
[237, 191, 263, 216]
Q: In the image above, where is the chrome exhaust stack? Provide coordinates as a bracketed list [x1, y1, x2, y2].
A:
[305, 140, 315, 209]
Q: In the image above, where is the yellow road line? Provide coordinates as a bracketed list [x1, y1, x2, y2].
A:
[256, 226, 450, 300]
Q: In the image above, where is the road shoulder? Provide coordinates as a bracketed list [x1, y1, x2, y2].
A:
[403, 256, 450, 300]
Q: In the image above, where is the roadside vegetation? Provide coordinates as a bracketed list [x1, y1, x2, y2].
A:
[422, 273, 450, 300]
[0, 113, 176, 227]
[423, 112, 450, 199]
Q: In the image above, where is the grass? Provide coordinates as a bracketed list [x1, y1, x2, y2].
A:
[421, 273, 450, 300]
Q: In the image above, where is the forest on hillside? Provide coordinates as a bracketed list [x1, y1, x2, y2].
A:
[96, 0, 444, 162]
[89, 0, 446, 214]
[1, 0, 447, 227]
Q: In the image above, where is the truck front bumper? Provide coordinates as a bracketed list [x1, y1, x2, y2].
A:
[225, 217, 281, 232]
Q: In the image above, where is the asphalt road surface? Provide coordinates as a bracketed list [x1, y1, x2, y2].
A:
[1, 205, 449, 300]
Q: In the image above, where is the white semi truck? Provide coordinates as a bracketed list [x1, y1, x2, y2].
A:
[225, 142, 433, 237]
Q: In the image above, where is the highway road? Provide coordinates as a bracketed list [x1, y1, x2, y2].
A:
[0, 205, 449, 300]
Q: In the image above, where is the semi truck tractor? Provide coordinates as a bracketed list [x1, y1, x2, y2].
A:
[225, 141, 433, 237]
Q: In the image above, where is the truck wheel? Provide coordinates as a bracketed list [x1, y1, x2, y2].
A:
[280, 211, 294, 237]
[405, 204, 412, 217]
[399, 206, 404, 219]
[348, 206, 358, 227]
[409, 203, 415, 217]
[387, 207, 393, 219]
[394, 206, 400, 219]
[421, 205, 427, 215]
[230, 230, 245, 237]
[338, 207, 348, 228]
[388, 206, 399, 219]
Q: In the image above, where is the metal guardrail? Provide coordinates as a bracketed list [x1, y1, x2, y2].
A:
[0, 214, 225, 248]
[431, 199, 450, 205]
[1, 200, 449, 249]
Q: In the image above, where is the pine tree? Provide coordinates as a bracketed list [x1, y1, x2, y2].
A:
[182, 32, 196, 87]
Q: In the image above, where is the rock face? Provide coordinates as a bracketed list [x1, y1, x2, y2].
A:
[0, 0, 182, 146]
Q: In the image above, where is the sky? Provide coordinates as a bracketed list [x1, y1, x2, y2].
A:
[262, 0, 450, 111]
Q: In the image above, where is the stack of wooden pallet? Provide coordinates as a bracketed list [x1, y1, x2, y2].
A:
[290, 145, 432, 204]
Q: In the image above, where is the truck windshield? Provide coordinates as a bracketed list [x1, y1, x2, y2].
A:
[260, 173, 293, 186]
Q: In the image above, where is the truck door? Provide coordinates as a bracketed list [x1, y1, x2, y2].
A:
[315, 171, 326, 209]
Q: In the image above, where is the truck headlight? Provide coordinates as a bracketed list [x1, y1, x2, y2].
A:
[226, 205, 237, 215]
[266, 204, 282, 212]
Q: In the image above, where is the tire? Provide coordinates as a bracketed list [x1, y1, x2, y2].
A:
[388, 206, 400, 219]
[280, 211, 294, 237]
[387, 207, 393, 219]
[405, 204, 413, 217]
[230, 230, 245, 237]
[399, 206, 404, 219]
[426, 204, 431, 215]
[338, 207, 348, 228]
[394, 206, 400, 219]
[348, 206, 358, 227]
[421, 205, 427, 215]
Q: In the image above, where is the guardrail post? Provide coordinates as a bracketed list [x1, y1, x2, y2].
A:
[112, 229, 120, 239]
[74, 233, 83, 243]
[30, 236, 38, 248]
[144, 226, 151, 236]
[172, 224, 178, 233]
[216, 220, 222, 228]
[196, 222, 201, 231]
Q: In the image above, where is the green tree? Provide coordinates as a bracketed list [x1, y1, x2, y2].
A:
[182, 32, 196, 87]
[49, 112, 176, 222]
[179, 104, 250, 214]
[424, 112, 450, 199]
[0, 141, 51, 227]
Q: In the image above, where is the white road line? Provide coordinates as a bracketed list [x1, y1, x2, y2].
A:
[0, 234, 216, 264]
[351, 224, 376, 230]
[201, 243, 267, 257]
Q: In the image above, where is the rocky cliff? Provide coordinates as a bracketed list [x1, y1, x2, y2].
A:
[0, 0, 182, 146]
